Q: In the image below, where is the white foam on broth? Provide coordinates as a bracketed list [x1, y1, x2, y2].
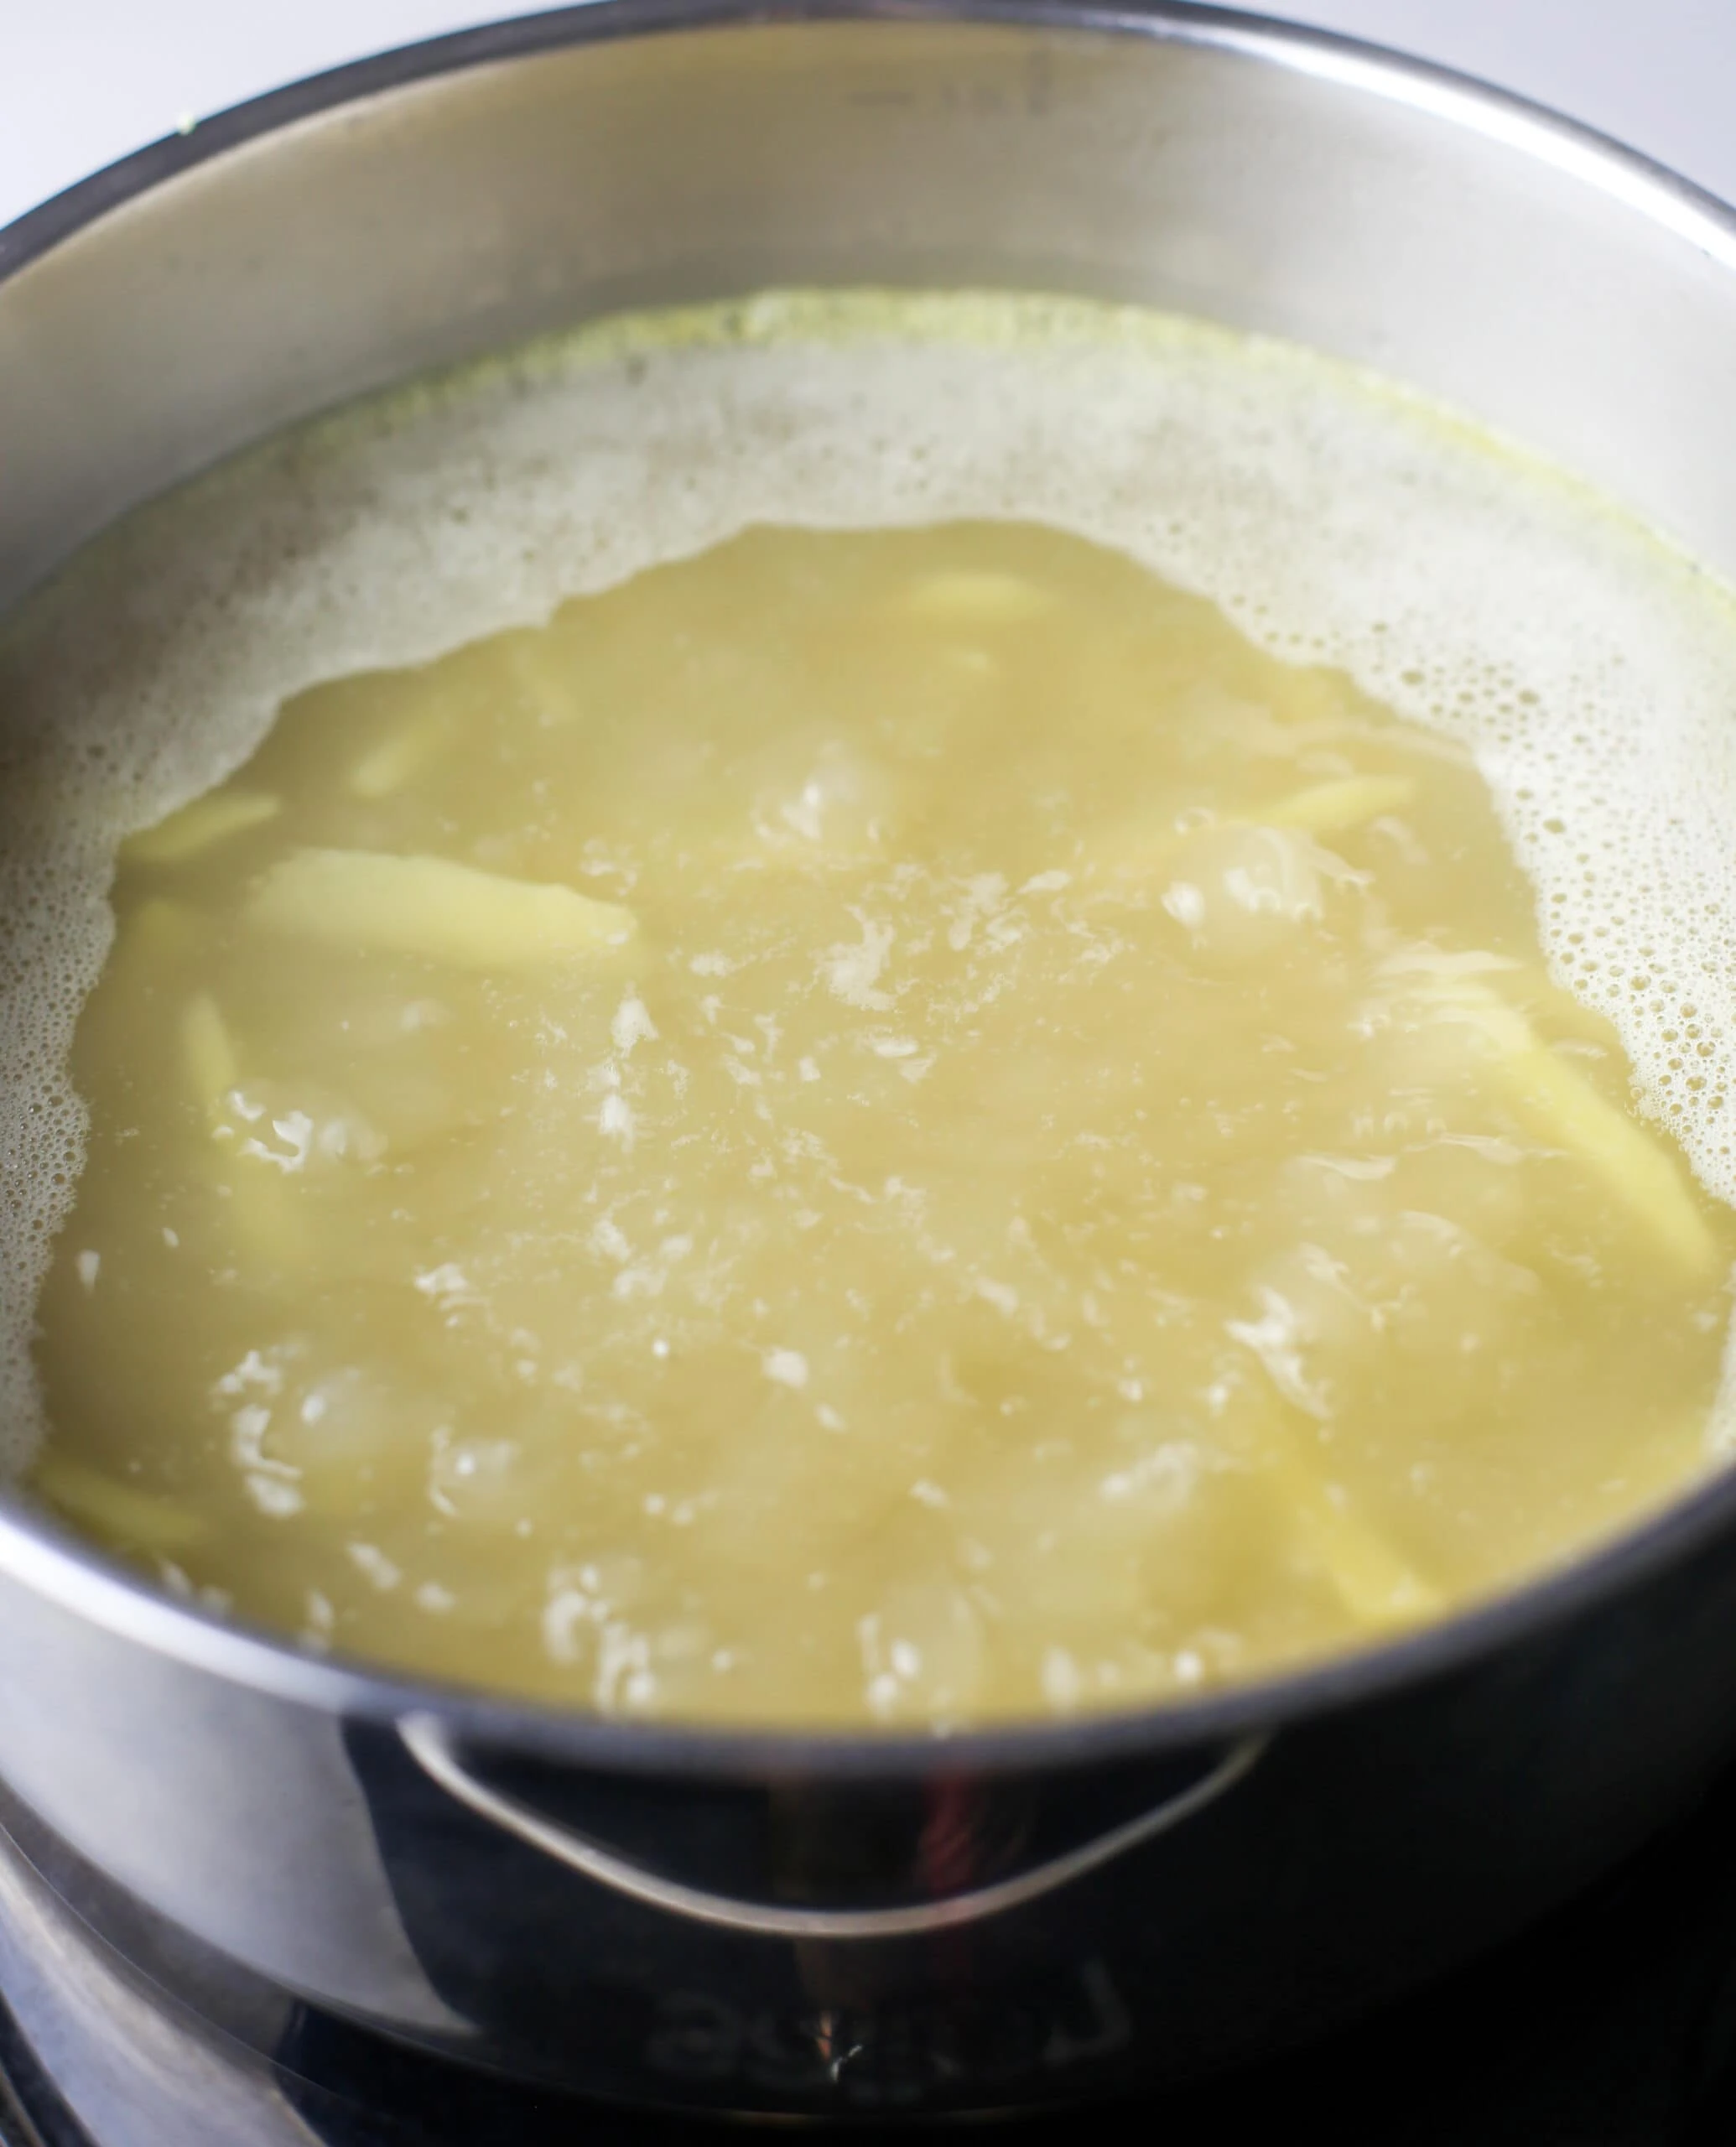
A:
[5, 288, 1736, 1475]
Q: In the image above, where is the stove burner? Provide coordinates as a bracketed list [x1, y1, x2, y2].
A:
[4, 1756, 1736, 2147]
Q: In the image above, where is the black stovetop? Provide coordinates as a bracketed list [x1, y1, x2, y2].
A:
[8, 1758, 1736, 2147]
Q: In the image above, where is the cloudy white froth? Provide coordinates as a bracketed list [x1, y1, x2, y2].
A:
[3, 288, 1736, 1474]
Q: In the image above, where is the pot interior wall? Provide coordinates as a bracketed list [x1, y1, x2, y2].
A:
[1, 8, 1734, 622]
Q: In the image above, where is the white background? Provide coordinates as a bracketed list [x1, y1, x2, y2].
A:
[3, 1, 1733, 235]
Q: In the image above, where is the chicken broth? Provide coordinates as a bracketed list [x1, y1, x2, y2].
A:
[8, 292, 1736, 1725]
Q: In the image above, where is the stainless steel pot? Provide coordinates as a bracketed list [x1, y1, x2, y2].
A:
[3, 2, 1736, 2119]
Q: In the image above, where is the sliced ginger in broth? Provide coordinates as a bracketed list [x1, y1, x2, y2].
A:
[29, 520, 1736, 1726]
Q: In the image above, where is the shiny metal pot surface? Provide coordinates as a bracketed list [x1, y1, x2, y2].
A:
[3, 1, 1736, 2118]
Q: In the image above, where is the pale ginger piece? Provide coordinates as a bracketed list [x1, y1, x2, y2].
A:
[1349, 724, 1474, 769]
[181, 996, 319, 1265]
[31, 1451, 207, 1554]
[1091, 773, 1412, 889]
[122, 789, 281, 866]
[1263, 774, 1416, 835]
[181, 992, 238, 1120]
[223, 1162, 319, 1271]
[1251, 1408, 1440, 1627]
[1224, 1320, 1439, 1627]
[246, 850, 637, 971]
[349, 707, 454, 799]
[497, 632, 587, 728]
[902, 569, 1056, 624]
[1507, 1032, 1720, 1279]
[1400, 965, 1720, 1281]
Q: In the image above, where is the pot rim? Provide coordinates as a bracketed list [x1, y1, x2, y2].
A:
[4, 0, 1736, 1781]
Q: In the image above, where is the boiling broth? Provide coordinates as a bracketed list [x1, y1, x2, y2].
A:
[8, 293, 1736, 1725]
[28, 517, 1736, 1722]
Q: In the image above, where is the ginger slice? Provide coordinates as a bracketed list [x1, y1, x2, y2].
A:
[247, 850, 637, 971]
[181, 993, 239, 1121]
[348, 707, 453, 799]
[122, 789, 281, 866]
[1091, 771, 1412, 886]
[1397, 964, 1720, 1280]
[181, 994, 317, 1266]
[1244, 1405, 1439, 1627]
[33, 1451, 207, 1554]
[902, 570, 1056, 624]
[1271, 1441, 1439, 1627]
[1263, 773, 1416, 835]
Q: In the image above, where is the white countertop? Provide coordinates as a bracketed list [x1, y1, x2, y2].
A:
[4, 1, 1733, 233]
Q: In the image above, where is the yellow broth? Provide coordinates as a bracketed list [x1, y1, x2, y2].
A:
[29, 521, 1736, 1723]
